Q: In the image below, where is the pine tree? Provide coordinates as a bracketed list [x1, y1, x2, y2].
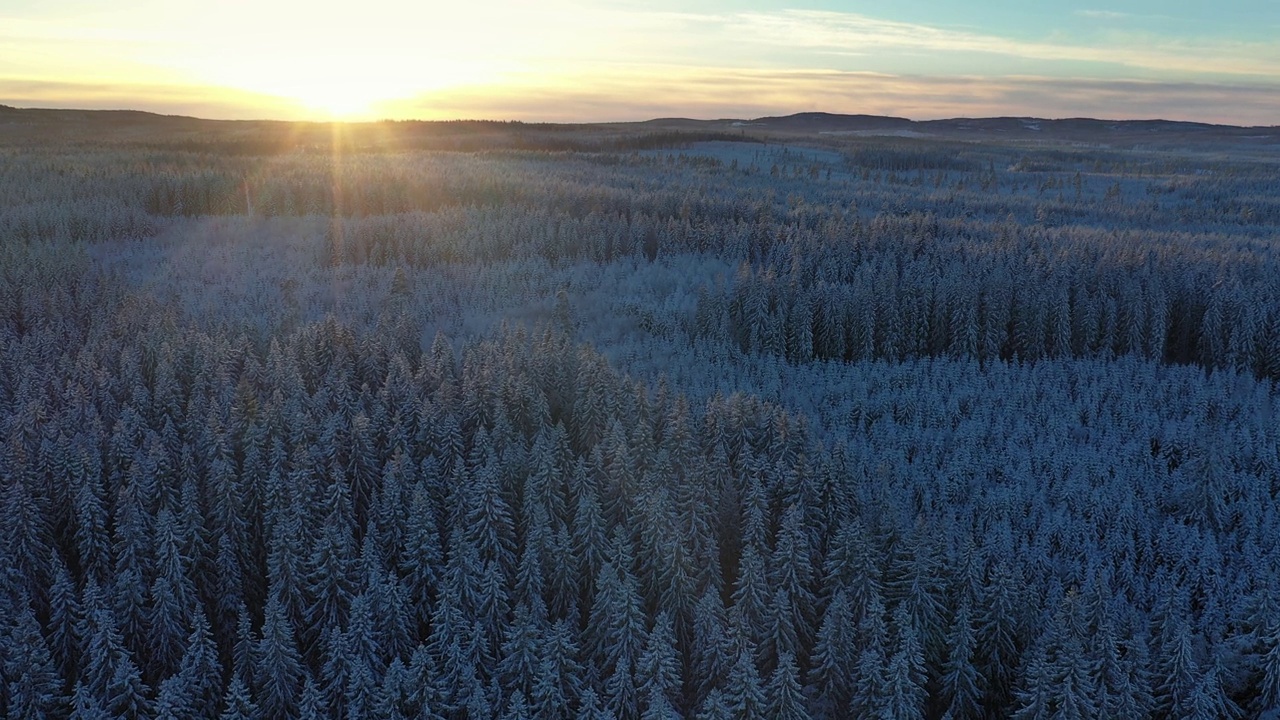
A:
[498, 604, 543, 699]
[977, 561, 1024, 710]
[3, 603, 65, 719]
[212, 534, 246, 651]
[401, 480, 444, 632]
[231, 604, 256, 689]
[1193, 654, 1239, 720]
[375, 657, 411, 720]
[1010, 639, 1051, 720]
[1053, 633, 1098, 720]
[576, 687, 617, 720]
[1092, 620, 1127, 718]
[759, 588, 800, 677]
[375, 571, 415, 670]
[153, 673, 194, 720]
[70, 681, 110, 720]
[849, 591, 889, 719]
[47, 556, 83, 680]
[305, 483, 357, 637]
[2, 473, 53, 607]
[463, 432, 517, 574]
[147, 551, 192, 679]
[321, 626, 353, 713]
[940, 598, 981, 719]
[219, 676, 258, 720]
[73, 476, 112, 586]
[731, 544, 770, 647]
[514, 517, 549, 622]
[887, 532, 947, 680]
[475, 558, 511, 664]
[695, 688, 732, 720]
[605, 655, 638, 720]
[769, 506, 816, 650]
[104, 654, 152, 720]
[347, 591, 388, 679]
[177, 608, 221, 719]
[809, 589, 855, 715]
[297, 673, 326, 720]
[1256, 627, 1280, 717]
[588, 561, 646, 683]
[255, 594, 303, 720]
[536, 619, 583, 718]
[637, 612, 681, 716]
[1156, 616, 1198, 717]
[821, 520, 881, 623]
[691, 587, 734, 706]
[503, 690, 534, 720]
[572, 489, 609, 606]
[765, 652, 810, 720]
[345, 662, 378, 720]
[882, 605, 927, 720]
[725, 644, 766, 720]
[111, 489, 152, 661]
[81, 600, 126, 706]
[265, 502, 309, 639]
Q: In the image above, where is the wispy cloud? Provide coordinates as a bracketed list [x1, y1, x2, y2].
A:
[723, 9, 1280, 78]
[1074, 10, 1131, 20]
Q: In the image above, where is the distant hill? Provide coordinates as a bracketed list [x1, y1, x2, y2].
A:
[743, 112, 915, 132]
[1, 105, 1276, 151]
[639, 112, 1279, 148]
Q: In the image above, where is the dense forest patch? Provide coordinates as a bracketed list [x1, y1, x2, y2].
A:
[2, 115, 1279, 719]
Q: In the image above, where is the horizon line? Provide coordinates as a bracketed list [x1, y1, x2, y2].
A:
[2, 103, 1277, 130]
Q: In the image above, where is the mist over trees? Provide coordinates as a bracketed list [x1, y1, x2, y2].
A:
[2, 114, 1279, 719]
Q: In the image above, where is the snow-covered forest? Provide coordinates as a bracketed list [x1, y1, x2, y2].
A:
[3, 113, 1280, 719]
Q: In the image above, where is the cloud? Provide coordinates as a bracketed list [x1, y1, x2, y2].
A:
[723, 9, 1280, 78]
[1074, 10, 1131, 20]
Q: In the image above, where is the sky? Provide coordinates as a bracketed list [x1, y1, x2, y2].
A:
[2, 0, 1279, 125]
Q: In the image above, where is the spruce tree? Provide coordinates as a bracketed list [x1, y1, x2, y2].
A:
[765, 653, 811, 720]
[255, 594, 303, 720]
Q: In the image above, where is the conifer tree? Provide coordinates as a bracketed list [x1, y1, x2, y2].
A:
[637, 611, 681, 716]
[104, 655, 152, 720]
[605, 655, 638, 720]
[153, 673, 194, 720]
[808, 589, 855, 715]
[498, 604, 543, 698]
[765, 652, 810, 720]
[882, 605, 927, 720]
[219, 676, 258, 720]
[177, 608, 221, 719]
[725, 644, 766, 720]
[850, 592, 889, 719]
[3, 603, 65, 719]
[255, 594, 303, 720]
[695, 689, 732, 720]
[576, 687, 616, 720]
[941, 598, 982, 719]
[70, 681, 110, 720]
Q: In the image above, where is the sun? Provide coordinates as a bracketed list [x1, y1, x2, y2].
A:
[304, 94, 375, 121]
[287, 81, 387, 121]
